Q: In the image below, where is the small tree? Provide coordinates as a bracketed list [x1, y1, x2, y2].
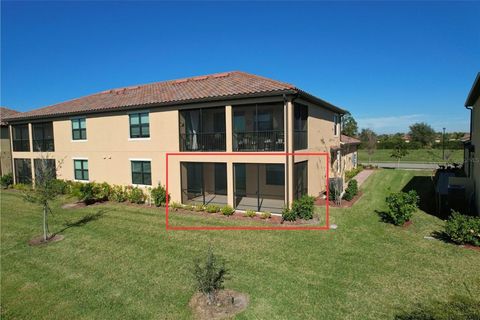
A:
[193, 248, 229, 304]
[341, 112, 358, 137]
[390, 142, 409, 168]
[359, 128, 377, 163]
[23, 154, 61, 242]
[409, 122, 436, 148]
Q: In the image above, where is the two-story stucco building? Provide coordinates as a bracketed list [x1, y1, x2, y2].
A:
[4, 71, 355, 213]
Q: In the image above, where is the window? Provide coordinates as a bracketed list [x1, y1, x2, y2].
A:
[14, 159, 32, 184]
[34, 159, 56, 185]
[74, 159, 89, 181]
[12, 124, 30, 151]
[32, 122, 54, 151]
[265, 164, 285, 186]
[333, 114, 339, 136]
[129, 112, 150, 138]
[255, 111, 273, 131]
[294, 103, 308, 150]
[72, 118, 87, 140]
[131, 161, 151, 185]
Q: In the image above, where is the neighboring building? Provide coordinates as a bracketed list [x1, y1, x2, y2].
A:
[0, 107, 20, 176]
[4, 71, 347, 213]
[340, 135, 360, 172]
[464, 72, 480, 215]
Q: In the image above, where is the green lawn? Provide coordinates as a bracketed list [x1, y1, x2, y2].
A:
[358, 149, 463, 163]
[1, 170, 479, 319]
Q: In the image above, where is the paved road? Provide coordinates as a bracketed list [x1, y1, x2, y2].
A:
[361, 162, 440, 170]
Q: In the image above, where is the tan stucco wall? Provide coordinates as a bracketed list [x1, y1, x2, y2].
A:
[292, 98, 341, 198]
[10, 95, 341, 208]
[0, 126, 13, 175]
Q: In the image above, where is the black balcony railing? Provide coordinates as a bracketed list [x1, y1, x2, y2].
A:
[294, 130, 308, 150]
[33, 139, 55, 152]
[233, 130, 284, 151]
[180, 132, 226, 151]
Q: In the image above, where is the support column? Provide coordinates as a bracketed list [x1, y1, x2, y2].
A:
[28, 123, 35, 184]
[227, 162, 234, 207]
[286, 100, 295, 207]
[225, 105, 232, 152]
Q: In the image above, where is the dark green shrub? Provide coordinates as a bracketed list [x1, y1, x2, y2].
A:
[343, 179, 358, 201]
[221, 205, 235, 216]
[76, 183, 96, 204]
[244, 210, 256, 218]
[291, 195, 315, 220]
[282, 206, 296, 221]
[205, 204, 220, 213]
[0, 173, 13, 188]
[444, 211, 480, 246]
[126, 186, 145, 204]
[49, 179, 69, 195]
[151, 184, 168, 207]
[109, 185, 127, 202]
[193, 248, 228, 303]
[384, 190, 419, 225]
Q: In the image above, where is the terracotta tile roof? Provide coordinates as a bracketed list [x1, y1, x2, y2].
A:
[4, 71, 346, 122]
[0, 107, 20, 125]
[341, 134, 361, 145]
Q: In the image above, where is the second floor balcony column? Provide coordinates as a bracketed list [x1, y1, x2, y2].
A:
[225, 105, 235, 207]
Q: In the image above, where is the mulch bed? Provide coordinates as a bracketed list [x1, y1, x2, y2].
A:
[189, 289, 249, 320]
[462, 244, 480, 252]
[402, 220, 413, 228]
[29, 234, 64, 246]
[315, 191, 363, 208]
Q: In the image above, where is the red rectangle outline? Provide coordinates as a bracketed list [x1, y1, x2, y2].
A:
[165, 152, 330, 230]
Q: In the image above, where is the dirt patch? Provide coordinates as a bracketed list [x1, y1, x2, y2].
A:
[315, 191, 363, 208]
[28, 234, 64, 246]
[402, 220, 413, 228]
[189, 289, 249, 320]
[462, 244, 480, 252]
[61, 202, 86, 209]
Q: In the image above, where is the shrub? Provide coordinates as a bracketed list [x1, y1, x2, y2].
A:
[109, 185, 127, 202]
[282, 206, 296, 221]
[170, 201, 182, 210]
[0, 173, 13, 188]
[49, 179, 69, 195]
[205, 204, 220, 213]
[345, 166, 363, 181]
[342, 179, 358, 201]
[244, 210, 256, 218]
[193, 248, 228, 304]
[444, 211, 480, 246]
[384, 190, 419, 225]
[93, 182, 111, 201]
[291, 195, 315, 220]
[75, 183, 96, 204]
[221, 205, 235, 216]
[13, 183, 31, 191]
[260, 211, 271, 219]
[126, 186, 146, 204]
[151, 184, 168, 207]
[194, 204, 205, 212]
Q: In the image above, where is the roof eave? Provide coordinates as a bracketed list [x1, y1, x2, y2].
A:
[465, 73, 480, 107]
[297, 90, 347, 114]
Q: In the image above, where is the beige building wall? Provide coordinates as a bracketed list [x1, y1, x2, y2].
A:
[10, 95, 341, 209]
[292, 98, 341, 199]
[0, 126, 13, 175]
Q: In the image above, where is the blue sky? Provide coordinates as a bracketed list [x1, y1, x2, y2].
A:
[1, 1, 479, 133]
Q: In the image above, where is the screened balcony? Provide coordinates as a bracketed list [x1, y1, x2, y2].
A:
[179, 107, 226, 151]
[232, 103, 284, 152]
[180, 162, 228, 206]
[234, 163, 285, 213]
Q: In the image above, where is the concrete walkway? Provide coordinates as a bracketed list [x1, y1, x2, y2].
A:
[353, 169, 375, 186]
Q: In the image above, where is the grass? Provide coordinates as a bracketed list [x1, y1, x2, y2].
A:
[1, 170, 479, 319]
[358, 149, 463, 163]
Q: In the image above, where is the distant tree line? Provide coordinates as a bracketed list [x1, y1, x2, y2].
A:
[341, 114, 465, 150]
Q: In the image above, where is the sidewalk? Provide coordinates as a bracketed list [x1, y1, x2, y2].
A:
[353, 169, 375, 186]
